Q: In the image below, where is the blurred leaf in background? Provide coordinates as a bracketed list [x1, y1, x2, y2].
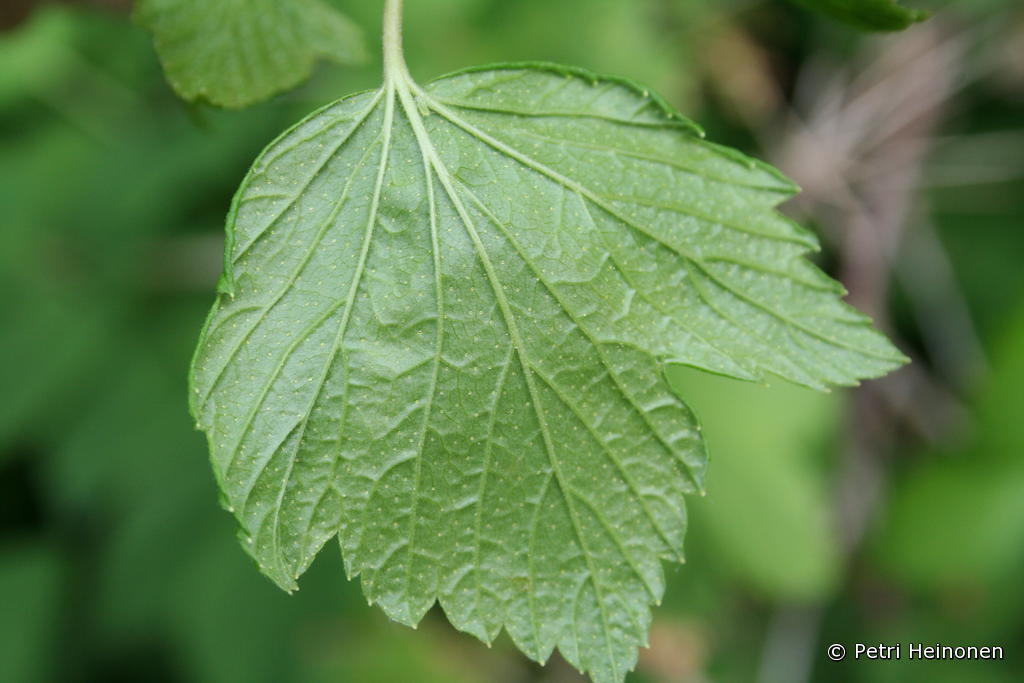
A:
[788, 0, 929, 32]
[0, 544, 62, 683]
[877, 309, 1024, 588]
[135, 0, 366, 108]
[668, 367, 843, 603]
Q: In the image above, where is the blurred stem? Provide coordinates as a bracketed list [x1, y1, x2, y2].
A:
[756, 22, 967, 683]
[757, 607, 823, 683]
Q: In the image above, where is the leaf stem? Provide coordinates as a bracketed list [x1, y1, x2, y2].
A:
[383, 0, 409, 85]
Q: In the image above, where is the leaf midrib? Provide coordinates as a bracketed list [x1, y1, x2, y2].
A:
[396, 77, 626, 679]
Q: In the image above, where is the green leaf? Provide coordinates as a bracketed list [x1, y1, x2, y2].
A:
[190, 61, 905, 682]
[789, 0, 930, 32]
[135, 0, 366, 108]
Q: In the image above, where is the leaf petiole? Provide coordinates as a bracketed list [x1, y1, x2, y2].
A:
[383, 0, 410, 86]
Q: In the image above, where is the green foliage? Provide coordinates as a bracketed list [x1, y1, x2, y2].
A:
[190, 41, 904, 678]
[6, 0, 1024, 682]
[877, 311, 1024, 587]
[135, 0, 366, 108]
[0, 8, 74, 108]
[789, 0, 929, 32]
[0, 545, 62, 683]
[669, 367, 843, 601]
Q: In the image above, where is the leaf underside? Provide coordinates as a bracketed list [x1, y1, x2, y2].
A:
[136, 0, 365, 109]
[790, 0, 929, 32]
[190, 64, 906, 683]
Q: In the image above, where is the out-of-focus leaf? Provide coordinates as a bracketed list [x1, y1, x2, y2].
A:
[789, 0, 929, 32]
[135, 0, 366, 108]
[0, 7, 74, 107]
[0, 544, 62, 683]
[877, 462, 1024, 587]
[47, 318, 202, 512]
[877, 311, 1024, 586]
[168, 531, 307, 683]
[0, 291, 105, 456]
[167, 520, 368, 683]
[308, 617, 490, 683]
[667, 366, 842, 601]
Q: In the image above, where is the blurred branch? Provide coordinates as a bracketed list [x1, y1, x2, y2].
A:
[0, 0, 130, 31]
[749, 18, 986, 683]
[756, 607, 822, 683]
[0, 0, 35, 31]
[770, 22, 980, 416]
[896, 220, 988, 391]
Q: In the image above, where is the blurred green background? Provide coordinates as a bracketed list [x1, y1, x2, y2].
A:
[2, 0, 1023, 681]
